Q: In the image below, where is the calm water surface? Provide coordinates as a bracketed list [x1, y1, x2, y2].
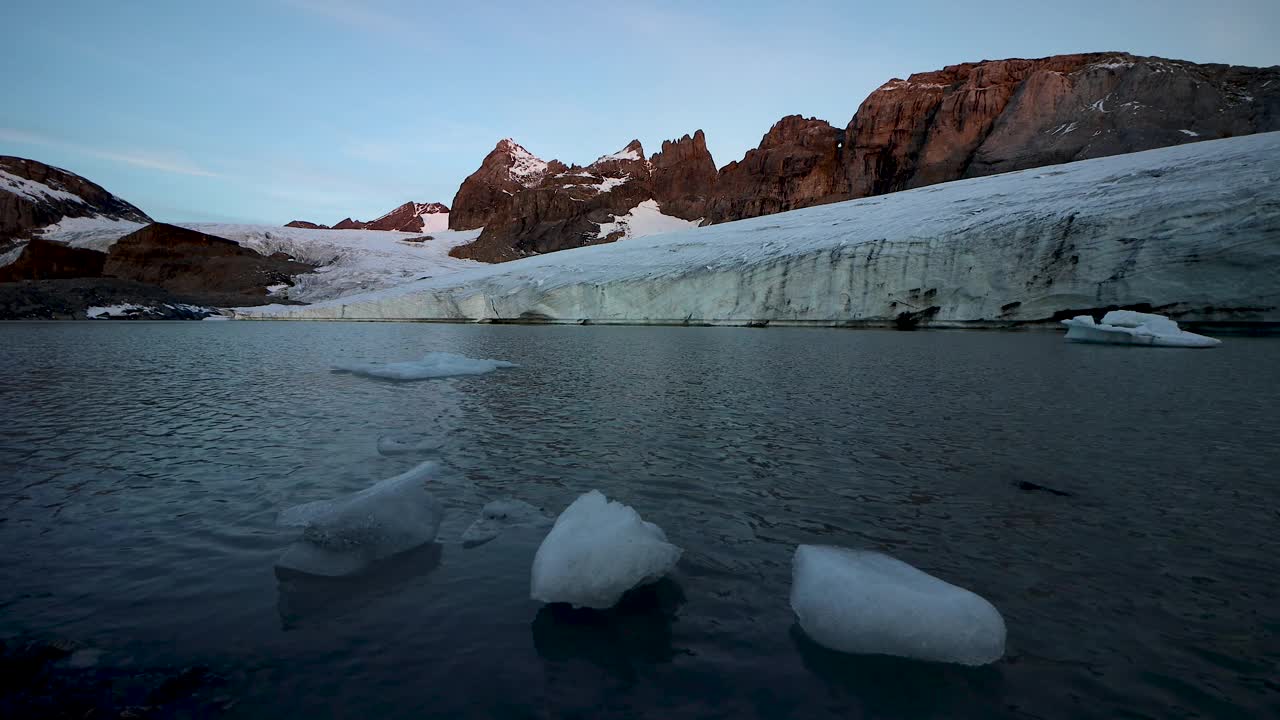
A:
[1, 322, 1278, 719]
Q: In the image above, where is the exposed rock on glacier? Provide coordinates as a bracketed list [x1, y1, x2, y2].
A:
[1061, 311, 1220, 347]
[790, 545, 1006, 666]
[333, 351, 518, 381]
[531, 490, 682, 609]
[277, 461, 443, 577]
[238, 132, 1280, 328]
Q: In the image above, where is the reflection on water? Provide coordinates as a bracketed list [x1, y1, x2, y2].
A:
[790, 624, 1006, 717]
[1, 321, 1279, 719]
[276, 544, 444, 630]
[531, 579, 687, 682]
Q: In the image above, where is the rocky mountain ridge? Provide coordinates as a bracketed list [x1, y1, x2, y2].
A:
[1, 155, 151, 243]
[286, 201, 450, 233]
[445, 52, 1280, 262]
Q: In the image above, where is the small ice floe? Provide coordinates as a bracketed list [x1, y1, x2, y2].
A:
[376, 434, 443, 456]
[790, 545, 1006, 666]
[276, 460, 443, 577]
[332, 351, 518, 381]
[1061, 310, 1220, 348]
[461, 498, 552, 547]
[531, 490, 682, 609]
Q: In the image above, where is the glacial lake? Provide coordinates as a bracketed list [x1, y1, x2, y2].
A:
[1, 321, 1277, 719]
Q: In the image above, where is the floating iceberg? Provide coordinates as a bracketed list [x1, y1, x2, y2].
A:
[1061, 311, 1220, 348]
[461, 498, 553, 547]
[531, 490, 682, 609]
[790, 545, 1006, 666]
[332, 351, 518, 381]
[276, 460, 443, 577]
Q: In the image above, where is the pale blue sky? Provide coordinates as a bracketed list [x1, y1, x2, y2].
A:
[2, 1, 1276, 225]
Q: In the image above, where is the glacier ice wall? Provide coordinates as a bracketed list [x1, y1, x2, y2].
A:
[238, 133, 1280, 327]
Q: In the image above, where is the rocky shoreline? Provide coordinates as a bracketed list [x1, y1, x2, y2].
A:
[1, 637, 235, 719]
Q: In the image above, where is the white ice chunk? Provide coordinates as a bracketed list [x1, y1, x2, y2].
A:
[332, 351, 518, 381]
[1062, 311, 1220, 348]
[530, 490, 682, 608]
[461, 498, 552, 547]
[790, 545, 1006, 665]
[1099, 309, 1173, 329]
[276, 460, 443, 577]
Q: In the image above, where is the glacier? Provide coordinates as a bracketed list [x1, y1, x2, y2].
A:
[1061, 310, 1221, 347]
[276, 460, 443, 577]
[790, 545, 1006, 666]
[235, 132, 1280, 327]
[530, 490, 682, 609]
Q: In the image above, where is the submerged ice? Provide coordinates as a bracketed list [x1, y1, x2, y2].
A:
[530, 490, 682, 609]
[1061, 311, 1220, 348]
[461, 498, 552, 547]
[332, 352, 518, 381]
[790, 545, 1006, 666]
[276, 460, 443, 577]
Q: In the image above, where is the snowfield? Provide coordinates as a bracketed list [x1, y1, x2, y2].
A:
[38, 215, 146, 252]
[595, 199, 702, 240]
[236, 132, 1280, 326]
[182, 224, 485, 303]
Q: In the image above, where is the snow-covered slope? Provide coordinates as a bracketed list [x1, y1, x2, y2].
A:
[595, 200, 702, 241]
[182, 224, 484, 303]
[236, 132, 1280, 326]
[38, 216, 147, 252]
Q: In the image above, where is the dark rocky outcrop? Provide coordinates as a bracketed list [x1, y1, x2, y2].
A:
[844, 52, 1280, 196]
[449, 139, 557, 231]
[704, 116, 847, 224]
[0, 156, 151, 240]
[650, 130, 718, 221]
[292, 202, 450, 233]
[102, 223, 315, 306]
[364, 201, 449, 232]
[449, 134, 717, 263]
[0, 239, 106, 282]
[0, 279, 220, 320]
[450, 140, 657, 262]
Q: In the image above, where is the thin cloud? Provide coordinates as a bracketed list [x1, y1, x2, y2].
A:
[0, 128, 221, 178]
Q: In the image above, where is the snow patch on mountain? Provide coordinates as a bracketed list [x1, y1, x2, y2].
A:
[37, 215, 147, 252]
[502, 139, 549, 186]
[0, 169, 85, 205]
[595, 200, 702, 240]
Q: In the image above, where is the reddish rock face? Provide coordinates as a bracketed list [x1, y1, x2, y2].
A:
[650, 130, 718, 221]
[103, 223, 314, 305]
[844, 53, 1280, 196]
[284, 220, 330, 230]
[1, 156, 151, 240]
[705, 115, 846, 224]
[364, 201, 449, 232]
[451, 140, 654, 262]
[331, 217, 369, 230]
[0, 239, 106, 282]
[449, 139, 554, 231]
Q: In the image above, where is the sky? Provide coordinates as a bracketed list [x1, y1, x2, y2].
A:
[1, 1, 1276, 225]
